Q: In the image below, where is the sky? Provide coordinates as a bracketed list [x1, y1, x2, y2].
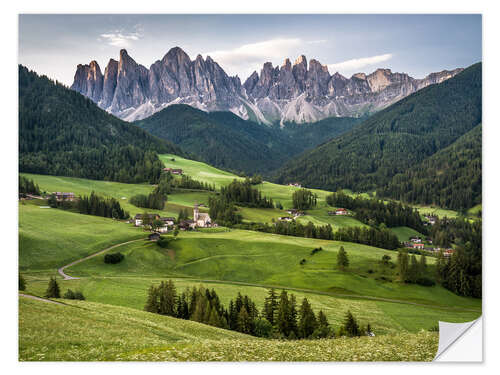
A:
[18, 14, 482, 86]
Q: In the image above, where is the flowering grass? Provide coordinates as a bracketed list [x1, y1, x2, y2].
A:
[19, 297, 438, 362]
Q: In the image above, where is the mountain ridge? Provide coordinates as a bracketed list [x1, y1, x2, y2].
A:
[71, 46, 463, 124]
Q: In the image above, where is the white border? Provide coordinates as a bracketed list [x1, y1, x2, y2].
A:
[3, 1, 499, 373]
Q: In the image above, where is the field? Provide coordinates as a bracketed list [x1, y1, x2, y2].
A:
[390, 227, 426, 242]
[19, 297, 439, 361]
[19, 153, 482, 361]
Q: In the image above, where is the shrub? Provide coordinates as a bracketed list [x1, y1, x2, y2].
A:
[254, 318, 273, 338]
[299, 258, 307, 265]
[157, 237, 171, 248]
[19, 273, 26, 291]
[63, 289, 75, 299]
[416, 277, 436, 287]
[104, 252, 124, 264]
[74, 291, 85, 300]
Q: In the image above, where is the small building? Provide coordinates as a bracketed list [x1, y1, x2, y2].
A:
[288, 182, 302, 188]
[53, 192, 75, 201]
[179, 219, 196, 231]
[148, 232, 161, 241]
[410, 237, 422, 243]
[335, 208, 348, 215]
[163, 167, 183, 175]
[412, 243, 425, 250]
[161, 217, 176, 226]
[444, 249, 455, 257]
[424, 215, 438, 225]
[278, 216, 294, 222]
[134, 213, 161, 227]
[286, 209, 304, 217]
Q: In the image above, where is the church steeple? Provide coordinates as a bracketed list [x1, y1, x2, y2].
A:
[193, 204, 199, 221]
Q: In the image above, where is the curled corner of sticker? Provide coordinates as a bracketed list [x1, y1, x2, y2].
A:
[434, 316, 482, 361]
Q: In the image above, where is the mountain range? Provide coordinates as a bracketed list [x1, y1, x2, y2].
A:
[71, 47, 463, 124]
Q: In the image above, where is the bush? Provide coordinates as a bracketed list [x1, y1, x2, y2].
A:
[45, 277, 60, 298]
[19, 273, 26, 291]
[63, 289, 85, 300]
[104, 252, 124, 264]
[254, 318, 273, 338]
[157, 237, 171, 248]
[63, 289, 75, 299]
[416, 277, 436, 287]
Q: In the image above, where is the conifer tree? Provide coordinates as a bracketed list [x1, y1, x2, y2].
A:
[276, 290, 291, 337]
[343, 310, 361, 337]
[409, 254, 419, 283]
[337, 246, 349, 270]
[298, 297, 317, 339]
[237, 306, 253, 334]
[419, 254, 427, 273]
[144, 284, 160, 313]
[397, 250, 409, 282]
[45, 277, 60, 298]
[19, 273, 26, 291]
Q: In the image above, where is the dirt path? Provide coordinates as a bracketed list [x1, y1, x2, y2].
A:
[57, 238, 144, 280]
[19, 293, 64, 305]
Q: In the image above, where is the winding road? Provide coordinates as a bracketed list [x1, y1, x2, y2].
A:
[57, 238, 144, 280]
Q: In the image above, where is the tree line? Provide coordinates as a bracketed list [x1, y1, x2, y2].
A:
[130, 192, 166, 210]
[292, 189, 318, 210]
[144, 281, 371, 339]
[19, 176, 40, 196]
[75, 192, 129, 219]
[326, 191, 426, 233]
[397, 250, 434, 286]
[220, 179, 274, 208]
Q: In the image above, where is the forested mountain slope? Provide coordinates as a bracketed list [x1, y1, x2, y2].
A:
[274, 63, 482, 193]
[19, 65, 183, 183]
[135, 104, 361, 175]
[378, 124, 482, 210]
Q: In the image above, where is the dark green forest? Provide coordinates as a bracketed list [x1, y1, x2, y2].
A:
[19, 65, 183, 183]
[135, 104, 360, 176]
[274, 63, 482, 206]
[378, 124, 482, 210]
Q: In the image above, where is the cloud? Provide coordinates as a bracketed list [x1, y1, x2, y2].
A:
[99, 27, 144, 48]
[328, 53, 393, 74]
[203, 38, 302, 78]
[307, 39, 327, 44]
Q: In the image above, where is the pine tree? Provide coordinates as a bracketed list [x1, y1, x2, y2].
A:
[263, 288, 278, 324]
[337, 246, 349, 270]
[298, 297, 317, 339]
[276, 290, 291, 337]
[236, 306, 252, 334]
[343, 310, 360, 337]
[144, 284, 159, 313]
[314, 310, 333, 338]
[19, 273, 26, 291]
[419, 254, 427, 274]
[397, 250, 409, 282]
[45, 277, 60, 298]
[409, 254, 419, 283]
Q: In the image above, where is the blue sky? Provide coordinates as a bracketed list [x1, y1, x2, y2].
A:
[19, 14, 482, 86]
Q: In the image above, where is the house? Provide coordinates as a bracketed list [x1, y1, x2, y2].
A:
[161, 217, 176, 226]
[148, 232, 161, 241]
[288, 182, 302, 188]
[424, 215, 438, 225]
[163, 167, 183, 175]
[179, 219, 196, 230]
[410, 237, 422, 243]
[412, 243, 425, 250]
[278, 216, 294, 222]
[444, 249, 455, 257]
[194, 205, 212, 228]
[335, 208, 348, 215]
[286, 209, 304, 217]
[134, 213, 160, 227]
[53, 192, 75, 201]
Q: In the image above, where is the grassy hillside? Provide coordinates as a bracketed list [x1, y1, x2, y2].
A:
[19, 65, 183, 183]
[19, 297, 439, 361]
[274, 63, 482, 198]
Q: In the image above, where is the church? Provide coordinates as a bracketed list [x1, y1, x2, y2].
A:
[193, 204, 212, 228]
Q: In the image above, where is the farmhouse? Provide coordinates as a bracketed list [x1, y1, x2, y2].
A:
[53, 192, 75, 201]
[161, 217, 176, 226]
[288, 182, 302, 188]
[424, 215, 438, 225]
[335, 208, 348, 215]
[444, 249, 455, 257]
[412, 243, 425, 250]
[179, 219, 196, 230]
[278, 216, 294, 222]
[286, 209, 304, 217]
[410, 237, 422, 243]
[134, 213, 160, 227]
[163, 167, 183, 175]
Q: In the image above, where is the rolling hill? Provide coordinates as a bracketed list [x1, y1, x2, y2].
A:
[19, 65, 183, 183]
[274, 63, 482, 197]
